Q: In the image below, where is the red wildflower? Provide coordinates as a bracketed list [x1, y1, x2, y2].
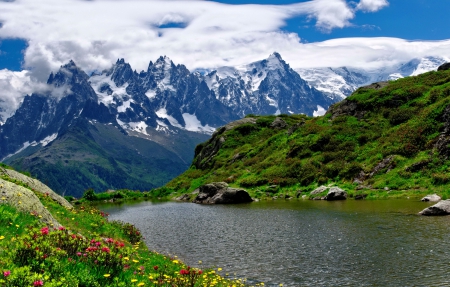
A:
[101, 247, 110, 253]
[41, 227, 49, 235]
[3, 271, 10, 277]
[33, 280, 44, 286]
[180, 269, 189, 275]
[153, 266, 159, 271]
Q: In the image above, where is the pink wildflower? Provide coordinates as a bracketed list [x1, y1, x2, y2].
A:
[41, 227, 49, 235]
[33, 280, 44, 286]
[3, 270, 10, 277]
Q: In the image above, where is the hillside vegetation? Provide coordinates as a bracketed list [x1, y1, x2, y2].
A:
[167, 68, 450, 199]
[0, 165, 250, 287]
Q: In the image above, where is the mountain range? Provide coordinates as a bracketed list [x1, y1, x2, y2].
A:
[0, 53, 447, 196]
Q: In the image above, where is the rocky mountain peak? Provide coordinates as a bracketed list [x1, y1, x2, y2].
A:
[47, 60, 90, 87]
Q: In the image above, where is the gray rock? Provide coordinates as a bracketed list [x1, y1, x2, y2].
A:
[311, 185, 328, 195]
[438, 62, 450, 71]
[0, 178, 62, 227]
[270, 117, 288, 129]
[419, 200, 450, 216]
[193, 182, 253, 204]
[421, 194, 441, 202]
[325, 187, 347, 201]
[384, 187, 390, 191]
[175, 194, 191, 201]
[0, 167, 73, 210]
[355, 194, 368, 200]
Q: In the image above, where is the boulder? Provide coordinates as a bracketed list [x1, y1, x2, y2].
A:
[193, 182, 253, 204]
[270, 117, 288, 129]
[325, 187, 347, 201]
[419, 200, 450, 216]
[421, 194, 441, 202]
[437, 62, 450, 71]
[310, 185, 328, 195]
[175, 194, 191, 201]
[0, 167, 72, 210]
[0, 178, 62, 227]
[355, 194, 368, 200]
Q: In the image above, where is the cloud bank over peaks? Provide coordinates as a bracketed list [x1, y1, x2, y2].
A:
[0, 0, 391, 81]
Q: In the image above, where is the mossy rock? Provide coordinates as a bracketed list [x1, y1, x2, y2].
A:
[0, 178, 62, 227]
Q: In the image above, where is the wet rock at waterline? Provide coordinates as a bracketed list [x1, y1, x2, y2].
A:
[193, 182, 253, 204]
[419, 200, 450, 216]
[325, 187, 347, 201]
[310, 185, 328, 195]
[421, 194, 441, 202]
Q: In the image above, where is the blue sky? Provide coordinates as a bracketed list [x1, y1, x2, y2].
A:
[212, 0, 450, 42]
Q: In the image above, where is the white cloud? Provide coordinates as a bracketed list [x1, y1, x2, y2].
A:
[356, 0, 389, 12]
[0, 0, 364, 81]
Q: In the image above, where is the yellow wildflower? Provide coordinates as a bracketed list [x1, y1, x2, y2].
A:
[103, 274, 110, 278]
[137, 283, 144, 286]
[0, 236, 5, 240]
[172, 260, 179, 264]
[131, 279, 138, 283]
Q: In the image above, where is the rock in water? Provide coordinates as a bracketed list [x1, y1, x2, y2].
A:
[421, 194, 441, 202]
[325, 187, 347, 201]
[193, 182, 253, 204]
[419, 200, 450, 216]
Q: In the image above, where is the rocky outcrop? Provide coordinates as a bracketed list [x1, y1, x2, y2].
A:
[0, 167, 73, 209]
[434, 105, 450, 159]
[193, 182, 253, 204]
[421, 194, 441, 202]
[0, 178, 62, 227]
[325, 187, 347, 201]
[437, 63, 450, 71]
[419, 200, 450, 216]
[270, 117, 287, 129]
[193, 118, 257, 169]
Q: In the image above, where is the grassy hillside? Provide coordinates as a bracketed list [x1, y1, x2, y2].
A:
[0, 166, 250, 287]
[167, 68, 450, 199]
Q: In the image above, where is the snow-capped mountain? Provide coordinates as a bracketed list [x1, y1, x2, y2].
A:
[0, 53, 334, 196]
[297, 56, 449, 99]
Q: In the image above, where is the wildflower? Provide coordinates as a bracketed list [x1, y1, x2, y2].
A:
[15, 224, 19, 228]
[132, 259, 139, 263]
[102, 247, 110, 253]
[137, 283, 144, 286]
[198, 270, 203, 275]
[153, 266, 159, 270]
[33, 280, 44, 286]
[0, 236, 4, 240]
[180, 269, 189, 275]
[172, 260, 179, 264]
[131, 279, 138, 283]
[41, 227, 49, 235]
[104, 274, 110, 278]
[76, 252, 82, 256]
[58, 226, 65, 231]
[3, 270, 10, 277]
[218, 268, 222, 271]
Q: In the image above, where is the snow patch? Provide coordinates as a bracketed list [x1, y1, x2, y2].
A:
[182, 113, 216, 134]
[1, 141, 31, 161]
[129, 121, 149, 135]
[155, 108, 183, 128]
[40, 133, 58, 147]
[90, 73, 132, 107]
[313, 105, 326, 117]
[145, 90, 157, 99]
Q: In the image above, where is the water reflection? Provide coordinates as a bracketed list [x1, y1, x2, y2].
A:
[99, 199, 448, 287]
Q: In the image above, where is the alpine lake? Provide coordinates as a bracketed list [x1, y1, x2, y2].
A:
[97, 199, 450, 287]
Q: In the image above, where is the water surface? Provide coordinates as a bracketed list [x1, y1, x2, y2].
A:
[99, 199, 450, 287]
